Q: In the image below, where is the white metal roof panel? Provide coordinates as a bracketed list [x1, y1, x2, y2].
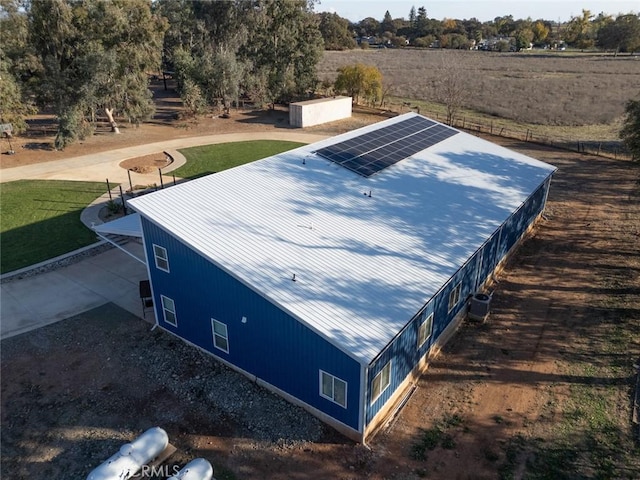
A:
[93, 213, 143, 238]
[129, 113, 556, 365]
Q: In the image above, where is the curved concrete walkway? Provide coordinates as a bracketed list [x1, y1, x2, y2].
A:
[0, 130, 330, 340]
[0, 131, 329, 184]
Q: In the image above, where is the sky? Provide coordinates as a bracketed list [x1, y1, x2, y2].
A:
[314, 1, 639, 23]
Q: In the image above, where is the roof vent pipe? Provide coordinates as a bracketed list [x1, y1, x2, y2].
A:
[292, 273, 296, 282]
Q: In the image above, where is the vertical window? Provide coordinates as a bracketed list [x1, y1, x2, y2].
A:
[371, 361, 391, 404]
[448, 282, 462, 312]
[153, 244, 169, 272]
[417, 313, 434, 348]
[211, 319, 229, 353]
[319, 371, 347, 408]
[161, 295, 177, 327]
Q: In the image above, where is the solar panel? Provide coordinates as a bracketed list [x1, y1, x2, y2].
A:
[315, 116, 459, 177]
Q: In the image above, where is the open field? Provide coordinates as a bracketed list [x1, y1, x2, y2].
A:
[2, 137, 638, 479]
[318, 49, 640, 135]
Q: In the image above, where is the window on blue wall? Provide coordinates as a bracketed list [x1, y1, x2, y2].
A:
[211, 319, 229, 353]
[153, 244, 170, 272]
[319, 370, 347, 408]
[161, 295, 177, 326]
[417, 313, 434, 348]
[371, 361, 391, 404]
[448, 282, 462, 312]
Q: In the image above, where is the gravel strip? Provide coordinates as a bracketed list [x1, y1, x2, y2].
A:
[1, 242, 114, 284]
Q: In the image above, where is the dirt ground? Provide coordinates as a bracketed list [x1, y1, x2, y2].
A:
[2, 82, 639, 479]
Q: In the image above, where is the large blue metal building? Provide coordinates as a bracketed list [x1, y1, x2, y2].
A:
[127, 113, 556, 441]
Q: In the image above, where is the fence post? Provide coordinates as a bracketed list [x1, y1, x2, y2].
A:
[119, 185, 127, 216]
[173, 174, 176, 186]
[106, 179, 112, 200]
[597, 143, 602, 156]
[127, 169, 133, 193]
[490, 122, 493, 135]
[159, 168, 164, 189]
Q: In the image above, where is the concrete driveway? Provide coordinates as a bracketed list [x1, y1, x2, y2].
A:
[1, 243, 152, 340]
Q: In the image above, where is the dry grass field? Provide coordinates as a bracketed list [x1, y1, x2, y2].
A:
[318, 49, 640, 139]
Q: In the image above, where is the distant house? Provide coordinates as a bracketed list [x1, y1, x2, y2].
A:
[123, 113, 556, 442]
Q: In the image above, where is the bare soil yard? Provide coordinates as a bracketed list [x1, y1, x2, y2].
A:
[318, 50, 640, 129]
[2, 137, 639, 479]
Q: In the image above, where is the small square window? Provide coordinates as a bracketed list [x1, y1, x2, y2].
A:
[161, 295, 177, 327]
[212, 319, 229, 353]
[417, 313, 433, 348]
[320, 370, 347, 408]
[153, 244, 169, 272]
[371, 361, 391, 404]
[448, 282, 462, 312]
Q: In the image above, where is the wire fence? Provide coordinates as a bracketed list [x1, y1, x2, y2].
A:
[443, 115, 630, 160]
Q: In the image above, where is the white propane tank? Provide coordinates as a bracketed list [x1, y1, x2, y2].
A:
[86, 427, 169, 480]
[167, 458, 214, 480]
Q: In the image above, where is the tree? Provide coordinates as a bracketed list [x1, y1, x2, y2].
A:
[620, 97, 640, 160]
[334, 63, 382, 106]
[415, 6, 428, 37]
[408, 6, 416, 29]
[358, 17, 379, 37]
[0, 0, 37, 133]
[28, 0, 167, 148]
[318, 12, 356, 50]
[565, 9, 595, 48]
[433, 52, 473, 125]
[0, 59, 36, 134]
[531, 20, 550, 45]
[380, 10, 396, 35]
[244, 0, 323, 105]
[597, 14, 640, 54]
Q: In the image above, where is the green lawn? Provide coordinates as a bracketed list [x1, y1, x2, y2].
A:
[0, 180, 109, 274]
[174, 140, 306, 179]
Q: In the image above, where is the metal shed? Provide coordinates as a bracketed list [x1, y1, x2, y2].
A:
[128, 113, 556, 441]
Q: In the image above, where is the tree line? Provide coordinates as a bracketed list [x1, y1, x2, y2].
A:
[319, 7, 640, 53]
[0, 0, 323, 148]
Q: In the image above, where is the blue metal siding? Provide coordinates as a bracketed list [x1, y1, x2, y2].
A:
[141, 218, 362, 430]
[499, 180, 548, 257]
[365, 246, 479, 423]
[364, 176, 553, 426]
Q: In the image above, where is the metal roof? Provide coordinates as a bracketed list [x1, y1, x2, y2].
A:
[128, 113, 556, 365]
[93, 213, 143, 238]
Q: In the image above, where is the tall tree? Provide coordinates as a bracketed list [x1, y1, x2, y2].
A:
[408, 6, 416, 29]
[415, 6, 428, 37]
[597, 13, 640, 54]
[380, 10, 396, 35]
[620, 97, 640, 160]
[28, 0, 166, 148]
[318, 12, 356, 50]
[566, 9, 595, 48]
[245, 0, 323, 105]
[0, 0, 37, 133]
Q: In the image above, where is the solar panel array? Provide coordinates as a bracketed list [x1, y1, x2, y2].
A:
[315, 116, 459, 177]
